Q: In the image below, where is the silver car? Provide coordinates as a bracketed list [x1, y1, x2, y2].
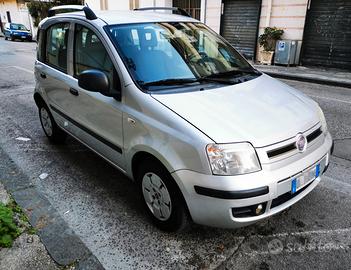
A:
[34, 5, 333, 231]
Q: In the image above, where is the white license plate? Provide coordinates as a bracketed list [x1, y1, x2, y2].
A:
[21, 36, 26, 38]
[291, 164, 320, 194]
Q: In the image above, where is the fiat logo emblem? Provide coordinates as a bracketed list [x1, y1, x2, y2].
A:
[296, 133, 307, 153]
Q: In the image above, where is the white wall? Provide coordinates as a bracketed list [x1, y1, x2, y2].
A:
[85, 0, 103, 10]
[107, 0, 129, 10]
[204, 0, 221, 33]
[0, 0, 32, 33]
[84, 0, 172, 10]
[83, 0, 220, 33]
[259, 0, 308, 40]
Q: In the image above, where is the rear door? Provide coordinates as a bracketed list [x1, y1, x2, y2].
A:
[35, 21, 74, 122]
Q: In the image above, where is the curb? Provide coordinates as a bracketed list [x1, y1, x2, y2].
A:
[0, 147, 105, 269]
[261, 71, 351, 89]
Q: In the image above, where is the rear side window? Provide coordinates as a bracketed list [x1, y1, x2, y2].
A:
[37, 29, 44, 62]
[45, 23, 70, 72]
[74, 24, 115, 88]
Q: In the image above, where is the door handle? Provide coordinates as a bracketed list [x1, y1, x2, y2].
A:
[40, 72, 46, 79]
[69, 88, 79, 96]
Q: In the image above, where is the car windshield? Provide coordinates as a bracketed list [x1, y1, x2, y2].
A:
[106, 22, 259, 91]
[10, 23, 27, 31]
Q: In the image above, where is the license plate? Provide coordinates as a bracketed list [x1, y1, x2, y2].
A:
[21, 36, 26, 38]
[291, 164, 320, 194]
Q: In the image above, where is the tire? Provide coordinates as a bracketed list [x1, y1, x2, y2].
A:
[38, 103, 67, 144]
[137, 159, 191, 232]
[10, 36, 15, 41]
[4, 36, 7, 40]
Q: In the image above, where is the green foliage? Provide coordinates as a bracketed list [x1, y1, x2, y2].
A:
[0, 203, 20, 248]
[258, 27, 284, 51]
[27, 0, 83, 26]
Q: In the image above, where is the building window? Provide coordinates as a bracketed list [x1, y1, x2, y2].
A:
[173, 0, 201, 20]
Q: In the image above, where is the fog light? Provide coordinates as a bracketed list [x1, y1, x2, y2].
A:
[255, 204, 263, 215]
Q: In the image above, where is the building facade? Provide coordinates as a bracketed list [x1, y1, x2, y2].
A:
[84, 0, 350, 69]
[0, 0, 33, 33]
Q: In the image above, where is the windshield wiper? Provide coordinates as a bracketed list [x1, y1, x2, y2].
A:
[141, 77, 234, 88]
[141, 78, 200, 87]
[205, 68, 261, 79]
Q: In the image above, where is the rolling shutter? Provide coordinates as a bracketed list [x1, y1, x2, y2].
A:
[301, 0, 351, 69]
[220, 0, 261, 61]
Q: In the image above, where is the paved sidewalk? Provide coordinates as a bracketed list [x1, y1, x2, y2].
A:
[0, 183, 59, 270]
[254, 64, 351, 88]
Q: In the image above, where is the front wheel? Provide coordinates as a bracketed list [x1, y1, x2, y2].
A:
[39, 104, 67, 144]
[137, 160, 190, 232]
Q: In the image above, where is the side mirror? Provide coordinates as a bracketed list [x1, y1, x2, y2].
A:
[78, 69, 110, 95]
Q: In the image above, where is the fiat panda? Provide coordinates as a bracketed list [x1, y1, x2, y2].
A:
[34, 5, 333, 231]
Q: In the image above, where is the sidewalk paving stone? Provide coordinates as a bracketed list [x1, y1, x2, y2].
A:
[254, 64, 351, 88]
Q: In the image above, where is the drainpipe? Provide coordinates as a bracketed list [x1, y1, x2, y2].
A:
[200, 0, 207, 23]
[265, 0, 272, 27]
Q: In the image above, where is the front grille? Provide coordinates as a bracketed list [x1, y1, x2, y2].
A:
[307, 128, 322, 142]
[271, 180, 314, 209]
[267, 127, 322, 159]
[267, 142, 296, 158]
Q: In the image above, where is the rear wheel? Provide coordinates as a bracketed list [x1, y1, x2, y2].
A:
[38, 103, 67, 144]
[4, 36, 7, 40]
[137, 159, 190, 232]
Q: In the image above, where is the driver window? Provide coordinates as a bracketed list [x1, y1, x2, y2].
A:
[74, 24, 117, 90]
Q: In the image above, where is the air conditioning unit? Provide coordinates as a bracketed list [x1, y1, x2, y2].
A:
[274, 40, 299, 66]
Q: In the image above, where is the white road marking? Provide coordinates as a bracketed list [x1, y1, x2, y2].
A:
[39, 173, 48, 180]
[0, 66, 33, 73]
[320, 175, 351, 196]
[16, 137, 31, 142]
[308, 94, 351, 105]
[264, 227, 351, 238]
[12, 66, 33, 74]
[240, 227, 351, 256]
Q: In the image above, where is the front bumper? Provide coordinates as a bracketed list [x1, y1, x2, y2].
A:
[172, 132, 333, 228]
[11, 33, 32, 40]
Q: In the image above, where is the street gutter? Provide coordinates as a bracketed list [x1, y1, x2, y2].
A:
[261, 71, 351, 89]
[0, 147, 105, 270]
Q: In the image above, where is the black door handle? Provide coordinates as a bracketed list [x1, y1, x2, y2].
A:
[69, 88, 79, 96]
[40, 72, 46, 79]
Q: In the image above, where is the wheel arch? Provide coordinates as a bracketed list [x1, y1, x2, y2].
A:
[33, 92, 45, 108]
[131, 150, 173, 182]
[131, 150, 192, 222]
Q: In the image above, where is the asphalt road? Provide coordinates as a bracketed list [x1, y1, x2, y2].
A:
[0, 38, 350, 270]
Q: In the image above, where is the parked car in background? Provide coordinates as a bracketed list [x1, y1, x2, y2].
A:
[4, 23, 32, 41]
[34, 5, 333, 232]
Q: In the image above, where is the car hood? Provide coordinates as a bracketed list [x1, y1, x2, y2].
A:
[151, 74, 320, 147]
[13, 30, 30, 34]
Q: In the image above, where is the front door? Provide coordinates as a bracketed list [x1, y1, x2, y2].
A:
[64, 23, 125, 169]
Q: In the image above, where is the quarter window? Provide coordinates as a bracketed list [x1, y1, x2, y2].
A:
[45, 23, 69, 72]
[74, 24, 115, 89]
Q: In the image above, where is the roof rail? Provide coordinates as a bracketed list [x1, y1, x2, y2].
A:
[134, 7, 191, 18]
[48, 5, 97, 20]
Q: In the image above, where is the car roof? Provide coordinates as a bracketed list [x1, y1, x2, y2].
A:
[54, 10, 198, 25]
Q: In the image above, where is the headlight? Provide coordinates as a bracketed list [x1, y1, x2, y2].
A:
[317, 106, 327, 133]
[206, 143, 261, 176]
